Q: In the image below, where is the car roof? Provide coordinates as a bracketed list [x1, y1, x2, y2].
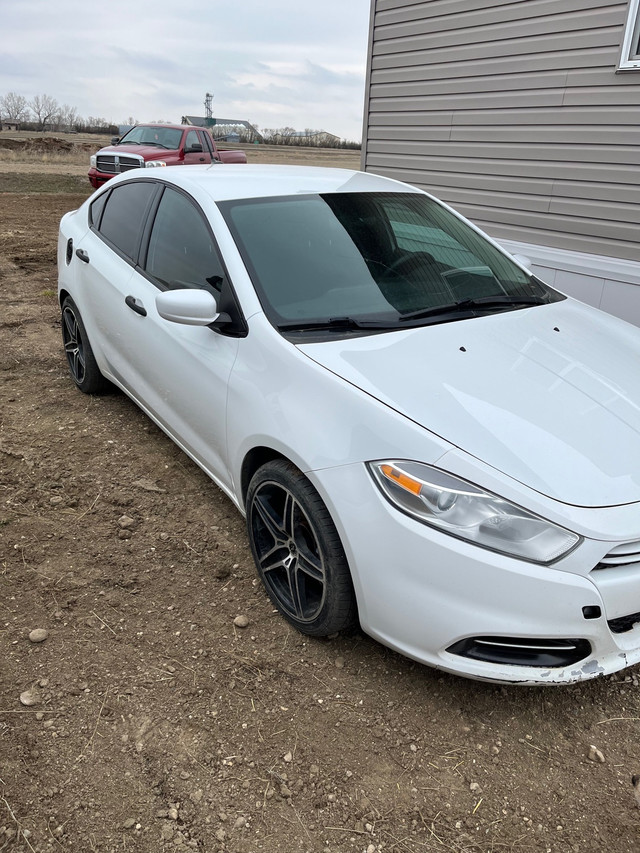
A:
[121, 164, 424, 203]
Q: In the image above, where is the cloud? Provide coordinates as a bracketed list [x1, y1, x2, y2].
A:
[0, 0, 370, 138]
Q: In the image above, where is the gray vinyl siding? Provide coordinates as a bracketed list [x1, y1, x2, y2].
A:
[362, 0, 640, 263]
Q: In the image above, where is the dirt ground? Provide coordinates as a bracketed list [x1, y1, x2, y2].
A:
[1, 136, 640, 853]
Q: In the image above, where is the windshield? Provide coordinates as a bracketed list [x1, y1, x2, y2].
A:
[118, 126, 183, 150]
[220, 192, 562, 335]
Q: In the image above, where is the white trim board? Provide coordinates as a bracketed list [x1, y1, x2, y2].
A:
[499, 239, 640, 287]
[498, 238, 640, 326]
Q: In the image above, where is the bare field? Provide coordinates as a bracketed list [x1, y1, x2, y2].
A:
[0, 132, 361, 177]
[1, 140, 640, 853]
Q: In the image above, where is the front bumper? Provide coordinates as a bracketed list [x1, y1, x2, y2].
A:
[88, 168, 114, 188]
[310, 462, 640, 685]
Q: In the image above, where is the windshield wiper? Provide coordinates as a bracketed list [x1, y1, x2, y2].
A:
[278, 316, 398, 332]
[399, 295, 547, 322]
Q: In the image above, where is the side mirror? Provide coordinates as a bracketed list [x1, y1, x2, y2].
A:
[186, 142, 203, 153]
[156, 288, 221, 326]
[111, 136, 120, 145]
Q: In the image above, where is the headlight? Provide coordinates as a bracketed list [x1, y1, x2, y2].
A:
[368, 460, 580, 564]
[90, 155, 97, 168]
[145, 160, 167, 168]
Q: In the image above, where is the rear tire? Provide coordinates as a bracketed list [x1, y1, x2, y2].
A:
[246, 459, 357, 637]
[61, 296, 110, 394]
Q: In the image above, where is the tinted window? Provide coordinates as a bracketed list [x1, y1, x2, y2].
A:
[98, 181, 157, 261]
[222, 192, 561, 325]
[145, 187, 225, 291]
[89, 191, 108, 228]
[375, 196, 530, 301]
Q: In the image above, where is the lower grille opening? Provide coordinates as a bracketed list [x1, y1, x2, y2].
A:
[446, 636, 592, 668]
[608, 612, 640, 634]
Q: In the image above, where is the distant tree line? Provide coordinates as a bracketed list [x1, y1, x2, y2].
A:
[1, 92, 361, 148]
[208, 123, 360, 149]
[0, 92, 117, 135]
[257, 127, 360, 149]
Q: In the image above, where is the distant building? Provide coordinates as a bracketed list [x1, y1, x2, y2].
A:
[182, 115, 263, 142]
[1, 121, 19, 131]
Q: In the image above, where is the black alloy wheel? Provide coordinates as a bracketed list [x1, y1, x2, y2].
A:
[61, 296, 109, 394]
[246, 460, 357, 637]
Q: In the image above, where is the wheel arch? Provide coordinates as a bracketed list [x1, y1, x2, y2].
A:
[240, 446, 289, 507]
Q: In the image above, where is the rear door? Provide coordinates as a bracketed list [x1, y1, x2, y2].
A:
[77, 178, 239, 485]
[71, 180, 157, 372]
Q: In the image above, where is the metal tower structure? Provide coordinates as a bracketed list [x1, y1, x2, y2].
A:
[204, 93, 214, 124]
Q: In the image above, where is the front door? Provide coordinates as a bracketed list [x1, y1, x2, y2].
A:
[183, 129, 211, 165]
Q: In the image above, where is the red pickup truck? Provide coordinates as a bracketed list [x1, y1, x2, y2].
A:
[88, 123, 247, 188]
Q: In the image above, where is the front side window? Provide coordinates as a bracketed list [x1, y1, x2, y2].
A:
[96, 181, 157, 261]
[619, 0, 640, 69]
[185, 130, 200, 152]
[145, 187, 225, 292]
[221, 192, 562, 335]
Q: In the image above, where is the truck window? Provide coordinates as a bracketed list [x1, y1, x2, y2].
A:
[185, 130, 201, 152]
[200, 131, 214, 155]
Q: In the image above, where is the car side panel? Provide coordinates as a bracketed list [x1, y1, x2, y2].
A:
[71, 232, 239, 488]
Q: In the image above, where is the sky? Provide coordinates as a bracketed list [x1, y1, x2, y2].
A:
[1, 0, 372, 141]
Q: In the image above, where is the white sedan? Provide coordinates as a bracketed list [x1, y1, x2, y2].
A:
[57, 164, 640, 685]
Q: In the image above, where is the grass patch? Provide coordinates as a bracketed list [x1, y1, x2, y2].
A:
[0, 173, 91, 194]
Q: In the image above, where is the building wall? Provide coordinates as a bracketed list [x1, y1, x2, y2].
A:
[361, 0, 640, 320]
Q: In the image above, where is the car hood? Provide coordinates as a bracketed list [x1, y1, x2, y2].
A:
[297, 300, 640, 507]
[99, 144, 175, 159]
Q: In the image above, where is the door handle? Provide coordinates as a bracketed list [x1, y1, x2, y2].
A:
[125, 295, 147, 317]
[76, 248, 90, 263]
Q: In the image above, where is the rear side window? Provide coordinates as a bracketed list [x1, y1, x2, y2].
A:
[97, 181, 157, 261]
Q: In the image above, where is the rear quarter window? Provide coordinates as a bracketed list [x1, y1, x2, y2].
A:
[89, 191, 108, 228]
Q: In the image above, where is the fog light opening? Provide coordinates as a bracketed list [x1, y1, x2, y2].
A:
[447, 636, 592, 668]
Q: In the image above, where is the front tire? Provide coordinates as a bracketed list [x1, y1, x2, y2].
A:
[246, 459, 357, 637]
[61, 296, 110, 394]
